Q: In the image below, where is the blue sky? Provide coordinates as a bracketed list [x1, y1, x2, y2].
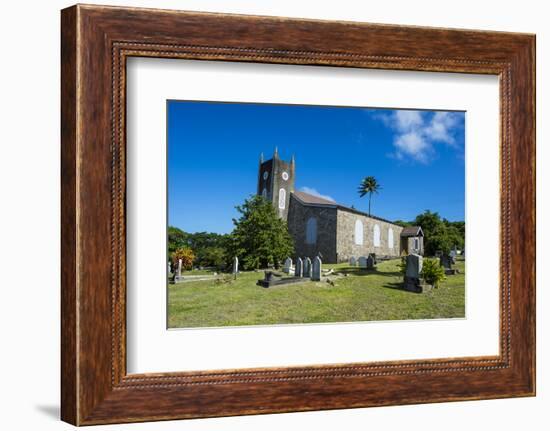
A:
[168, 101, 465, 234]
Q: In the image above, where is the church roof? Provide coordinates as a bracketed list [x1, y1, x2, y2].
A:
[291, 191, 404, 227]
[293, 191, 336, 206]
[400, 226, 424, 237]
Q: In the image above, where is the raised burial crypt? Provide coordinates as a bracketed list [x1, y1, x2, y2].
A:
[257, 149, 424, 263]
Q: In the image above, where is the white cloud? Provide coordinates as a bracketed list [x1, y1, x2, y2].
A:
[394, 132, 431, 163]
[299, 186, 335, 202]
[424, 111, 461, 145]
[394, 110, 424, 132]
[373, 110, 463, 163]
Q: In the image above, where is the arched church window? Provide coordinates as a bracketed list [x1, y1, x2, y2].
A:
[373, 224, 381, 247]
[278, 188, 286, 209]
[306, 217, 317, 244]
[354, 219, 364, 245]
[388, 228, 394, 249]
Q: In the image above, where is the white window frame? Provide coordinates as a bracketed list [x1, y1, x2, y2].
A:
[354, 219, 364, 245]
[373, 224, 381, 247]
[278, 188, 286, 209]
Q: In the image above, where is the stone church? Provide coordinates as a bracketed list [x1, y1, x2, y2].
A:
[257, 149, 424, 263]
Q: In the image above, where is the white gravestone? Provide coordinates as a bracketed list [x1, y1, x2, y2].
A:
[312, 256, 322, 281]
[173, 258, 184, 283]
[295, 257, 303, 277]
[283, 257, 293, 274]
[232, 256, 239, 279]
[358, 256, 367, 268]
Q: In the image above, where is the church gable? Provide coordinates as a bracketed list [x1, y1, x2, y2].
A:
[287, 193, 338, 263]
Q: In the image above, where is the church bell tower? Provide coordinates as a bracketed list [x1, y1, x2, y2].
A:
[257, 147, 295, 220]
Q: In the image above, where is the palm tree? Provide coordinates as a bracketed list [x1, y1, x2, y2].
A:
[357, 176, 381, 216]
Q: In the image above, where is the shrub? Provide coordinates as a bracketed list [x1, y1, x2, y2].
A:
[171, 247, 195, 271]
[421, 258, 446, 288]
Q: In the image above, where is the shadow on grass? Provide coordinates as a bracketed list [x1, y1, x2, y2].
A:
[382, 281, 411, 292]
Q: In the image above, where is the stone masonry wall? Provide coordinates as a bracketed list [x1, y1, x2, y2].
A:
[287, 197, 338, 263]
[336, 209, 403, 262]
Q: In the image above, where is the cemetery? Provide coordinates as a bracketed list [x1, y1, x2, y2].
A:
[168, 254, 465, 328]
[166, 148, 466, 328]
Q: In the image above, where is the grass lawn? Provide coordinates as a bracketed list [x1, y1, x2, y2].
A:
[168, 258, 465, 328]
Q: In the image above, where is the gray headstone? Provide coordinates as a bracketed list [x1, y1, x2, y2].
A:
[283, 257, 293, 274]
[295, 257, 303, 277]
[366, 255, 375, 269]
[177, 259, 182, 277]
[304, 257, 312, 277]
[232, 256, 239, 274]
[440, 254, 452, 270]
[349, 256, 356, 266]
[358, 256, 367, 268]
[312, 256, 322, 281]
[405, 254, 423, 279]
[403, 254, 431, 293]
[168, 261, 172, 274]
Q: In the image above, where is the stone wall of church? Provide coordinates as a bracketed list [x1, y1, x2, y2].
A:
[336, 209, 403, 262]
[287, 199, 338, 263]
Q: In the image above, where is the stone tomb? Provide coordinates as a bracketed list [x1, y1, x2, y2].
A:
[256, 271, 305, 288]
[403, 254, 432, 293]
[440, 254, 457, 275]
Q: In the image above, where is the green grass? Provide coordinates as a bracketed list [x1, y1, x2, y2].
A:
[168, 258, 465, 328]
[180, 269, 218, 275]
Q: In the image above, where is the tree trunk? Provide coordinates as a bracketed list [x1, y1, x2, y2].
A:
[368, 193, 372, 216]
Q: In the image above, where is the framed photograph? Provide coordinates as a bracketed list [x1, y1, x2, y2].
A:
[61, 4, 535, 425]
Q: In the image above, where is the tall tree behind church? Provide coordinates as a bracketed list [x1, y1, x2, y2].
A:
[357, 176, 382, 216]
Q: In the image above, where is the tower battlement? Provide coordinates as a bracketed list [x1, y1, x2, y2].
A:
[257, 148, 295, 220]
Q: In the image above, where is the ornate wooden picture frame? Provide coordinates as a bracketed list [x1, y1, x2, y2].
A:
[61, 4, 535, 425]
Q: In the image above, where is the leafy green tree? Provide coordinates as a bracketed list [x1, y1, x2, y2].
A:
[229, 195, 294, 270]
[168, 227, 232, 268]
[198, 246, 227, 270]
[168, 226, 189, 254]
[413, 210, 464, 255]
[357, 176, 382, 216]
